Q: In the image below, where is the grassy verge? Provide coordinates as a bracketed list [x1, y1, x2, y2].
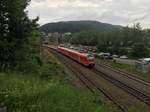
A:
[0, 49, 114, 112]
[97, 59, 150, 81]
[0, 72, 108, 112]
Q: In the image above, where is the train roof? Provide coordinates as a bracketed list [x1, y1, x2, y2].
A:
[58, 46, 88, 56]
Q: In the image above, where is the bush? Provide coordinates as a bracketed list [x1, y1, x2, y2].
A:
[16, 57, 41, 74]
[0, 73, 106, 112]
[39, 62, 64, 80]
[130, 43, 149, 58]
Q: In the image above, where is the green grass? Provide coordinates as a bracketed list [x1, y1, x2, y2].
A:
[97, 59, 150, 81]
[0, 50, 149, 112]
[0, 49, 113, 112]
[0, 73, 109, 112]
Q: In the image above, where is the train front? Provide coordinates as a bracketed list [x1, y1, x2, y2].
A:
[86, 53, 95, 68]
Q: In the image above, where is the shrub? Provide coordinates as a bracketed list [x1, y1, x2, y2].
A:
[130, 43, 149, 58]
[0, 73, 105, 112]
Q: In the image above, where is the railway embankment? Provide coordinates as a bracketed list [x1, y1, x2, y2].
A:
[0, 47, 111, 112]
[46, 45, 150, 112]
[97, 59, 150, 81]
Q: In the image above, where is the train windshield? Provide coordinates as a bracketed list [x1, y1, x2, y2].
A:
[87, 54, 94, 60]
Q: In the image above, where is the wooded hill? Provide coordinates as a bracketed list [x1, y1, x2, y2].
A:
[40, 20, 122, 33]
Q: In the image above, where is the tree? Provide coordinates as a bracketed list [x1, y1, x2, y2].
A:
[122, 26, 132, 46]
[0, 0, 39, 70]
[131, 23, 144, 43]
[0, 0, 10, 69]
[130, 43, 149, 58]
[71, 31, 98, 46]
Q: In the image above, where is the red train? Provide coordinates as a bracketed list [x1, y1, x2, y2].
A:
[57, 46, 95, 68]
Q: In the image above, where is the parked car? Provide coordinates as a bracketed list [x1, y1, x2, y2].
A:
[139, 58, 150, 65]
[79, 48, 88, 53]
[70, 46, 74, 49]
[112, 55, 119, 58]
[120, 55, 128, 59]
[97, 52, 104, 56]
[98, 53, 113, 59]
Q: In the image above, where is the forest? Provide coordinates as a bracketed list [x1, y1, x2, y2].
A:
[68, 23, 150, 58]
[40, 20, 122, 33]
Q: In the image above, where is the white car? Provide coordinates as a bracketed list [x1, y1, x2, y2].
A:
[98, 53, 113, 59]
[112, 55, 119, 58]
[139, 58, 150, 64]
[98, 52, 110, 56]
[120, 55, 128, 59]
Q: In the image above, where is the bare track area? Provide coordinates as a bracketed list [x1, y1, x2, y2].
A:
[45, 46, 150, 112]
[96, 62, 150, 85]
[94, 63, 150, 105]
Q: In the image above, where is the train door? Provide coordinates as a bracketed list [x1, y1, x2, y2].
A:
[78, 55, 81, 63]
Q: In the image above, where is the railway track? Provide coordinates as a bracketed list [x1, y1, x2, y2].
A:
[94, 64, 150, 106]
[97, 63, 150, 86]
[47, 48, 127, 112]
[45, 46, 150, 112]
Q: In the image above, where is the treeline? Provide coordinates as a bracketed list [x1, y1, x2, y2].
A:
[69, 23, 150, 58]
[0, 0, 40, 71]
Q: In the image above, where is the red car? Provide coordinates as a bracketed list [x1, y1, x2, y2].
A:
[58, 46, 95, 68]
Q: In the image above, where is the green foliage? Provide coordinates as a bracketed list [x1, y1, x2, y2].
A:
[97, 59, 150, 81]
[0, 72, 108, 112]
[0, 0, 40, 71]
[40, 20, 122, 33]
[71, 31, 98, 46]
[0, 50, 112, 112]
[70, 23, 150, 58]
[130, 43, 149, 58]
[39, 62, 64, 80]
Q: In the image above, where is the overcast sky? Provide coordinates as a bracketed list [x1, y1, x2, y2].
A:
[27, 0, 150, 28]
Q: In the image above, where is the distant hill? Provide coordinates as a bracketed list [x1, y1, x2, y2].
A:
[40, 20, 123, 33]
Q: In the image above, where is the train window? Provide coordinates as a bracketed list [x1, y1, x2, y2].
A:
[87, 54, 94, 58]
[87, 54, 94, 60]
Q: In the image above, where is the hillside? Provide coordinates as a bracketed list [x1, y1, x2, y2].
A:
[40, 20, 122, 33]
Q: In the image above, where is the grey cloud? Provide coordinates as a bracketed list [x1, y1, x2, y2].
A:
[27, 0, 150, 28]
